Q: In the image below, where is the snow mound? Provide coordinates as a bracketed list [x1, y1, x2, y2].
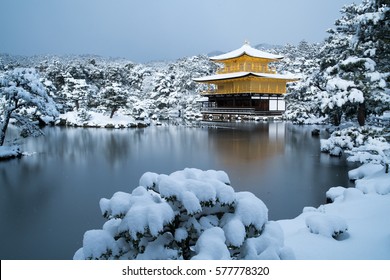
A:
[234, 192, 268, 229]
[326, 186, 364, 203]
[241, 221, 295, 260]
[326, 186, 347, 203]
[99, 191, 132, 218]
[330, 146, 343, 157]
[222, 216, 246, 247]
[73, 229, 120, 260]
[59, 111, 142, 128]
[348, 163, 384, 180]
[142, 168, 235, 214]
[355, 167, 390, 195]
[191, 227, 230, 260]
[118, 188, 175, 239]
[306, 214, 348, 239]
[342, 188, 364, 201]
[0, 145, 22, 160]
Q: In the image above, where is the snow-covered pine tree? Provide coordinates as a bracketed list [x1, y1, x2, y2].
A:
[282, 42, 324, 124]
[284, 0, 389, 126]
[61, 74, 91, 111]
[316, 0, 389, 126]
[74, 168, 293, 260]
[99, 82, 128, 118]
[0, 68, 58, 145]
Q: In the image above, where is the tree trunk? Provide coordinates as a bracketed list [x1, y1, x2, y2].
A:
[182, 237, 192, 260]
[110, 106, 117, 119]
[0, 110, 13, 146]
[357, 102, 366, 126]
[332, 110, 342, 126]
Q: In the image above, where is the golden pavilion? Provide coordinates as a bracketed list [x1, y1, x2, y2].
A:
[193, 42, 299, 118]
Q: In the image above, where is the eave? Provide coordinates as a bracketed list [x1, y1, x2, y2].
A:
[193, 72, 300, 83]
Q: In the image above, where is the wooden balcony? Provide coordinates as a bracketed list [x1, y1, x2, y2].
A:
[201, 107, 284, 116]
[217, 65, 277, 74]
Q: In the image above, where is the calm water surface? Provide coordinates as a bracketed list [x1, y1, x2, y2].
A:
[0, 122, 356, 259]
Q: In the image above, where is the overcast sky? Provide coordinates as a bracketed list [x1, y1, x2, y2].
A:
[1, 0, 355, 63]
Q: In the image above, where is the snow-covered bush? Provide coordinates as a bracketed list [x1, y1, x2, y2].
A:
[326, 186, 365, 203]
[321, 126, 390, 169]
[348, 162, 384, 180]
[354, 165, 390, 195]
[76, 108, 92, 122]
[305, 214, 348, 239]
[74, 168, 294, 260]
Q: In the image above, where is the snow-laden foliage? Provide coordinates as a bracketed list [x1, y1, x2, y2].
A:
[0, 68, 59, 145]
[320, 126, 390, 169]
[0, 145, 22, 159]
[1, 41, 315, 126]
[285, 0, 390, 126]
[1, 54, 217, 122]
[98, 82, 128, 118]
[0, 41, 317, 127]
[1, 2, 387, 131]
[9, 54, 216, 120]
[74, 168, 293, 260]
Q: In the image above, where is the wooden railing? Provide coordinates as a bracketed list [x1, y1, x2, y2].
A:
[200, 87, 285, 95]
[201, 107, 284, 116]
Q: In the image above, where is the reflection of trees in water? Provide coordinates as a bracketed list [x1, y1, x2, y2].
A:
[129, 126, 210, 167]
[208, 123, 285, 167]
[36, 127, 133, 169]
[284, 124, 320, 154]
[0, 159, 55, 224]
[283, 124, 356, 201]
[103, 131, 132, 167]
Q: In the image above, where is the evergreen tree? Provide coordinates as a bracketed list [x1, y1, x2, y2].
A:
[99, 83, 128, 118]
[317, 0, 389, 125]
[0, 68, 58, 146]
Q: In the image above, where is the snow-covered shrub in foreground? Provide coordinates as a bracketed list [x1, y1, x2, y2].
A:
[74, 168, 294, 260]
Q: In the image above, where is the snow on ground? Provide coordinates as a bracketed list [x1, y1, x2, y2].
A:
[58, 110, 148, 128]
[278, 164, 390, 259]
[0, 145, 22, 159]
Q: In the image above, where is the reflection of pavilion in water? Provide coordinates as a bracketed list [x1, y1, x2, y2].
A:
[208, 122, 285, 168]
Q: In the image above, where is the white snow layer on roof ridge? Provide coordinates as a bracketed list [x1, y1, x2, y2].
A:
[210, 44, 283, 61]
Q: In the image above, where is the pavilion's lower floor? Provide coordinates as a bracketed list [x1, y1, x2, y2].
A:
[199, 93, 285, 117]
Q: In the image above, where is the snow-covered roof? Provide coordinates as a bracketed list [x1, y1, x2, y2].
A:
[193, 72, 299, 82]
[210, 43, 283, 61]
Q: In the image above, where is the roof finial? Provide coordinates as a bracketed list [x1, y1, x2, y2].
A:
[244, 40, 250, 46]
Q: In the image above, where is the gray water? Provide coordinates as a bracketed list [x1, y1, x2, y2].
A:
[0, 122, 356, 259]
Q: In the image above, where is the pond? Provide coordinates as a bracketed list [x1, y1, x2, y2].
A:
[0, 121, 357, 259]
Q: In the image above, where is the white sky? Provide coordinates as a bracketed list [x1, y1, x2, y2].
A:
[0, 0, 355, 63]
